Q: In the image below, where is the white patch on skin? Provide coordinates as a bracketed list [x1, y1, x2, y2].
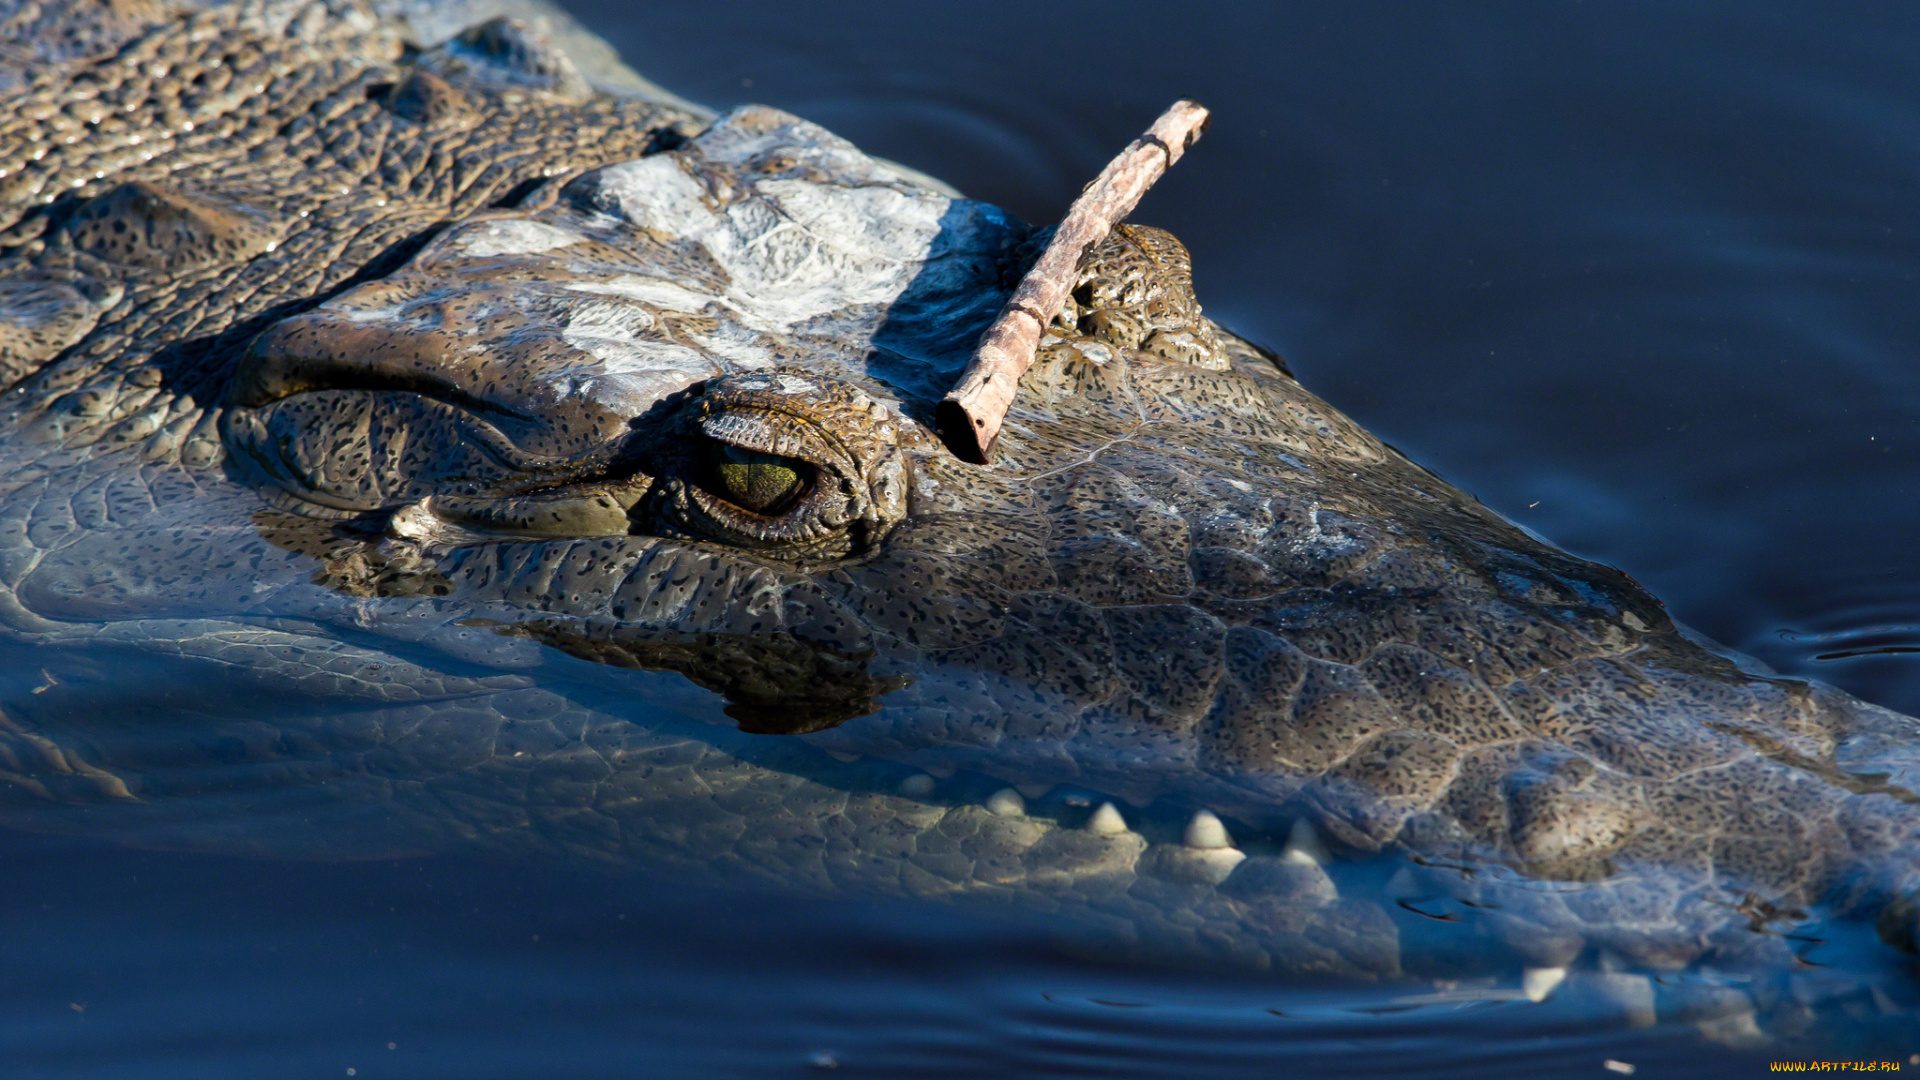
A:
[556, 298, 722, 414]
[334, 302, 406, 324]
[565, 367, 713, 417]
[579, 113, 954, 332]
[566, 275, 720, 313]
[1077, 341, 1115, 366]
[562, 298, 657, 341]
[550, 341, 719, 412]
[458, 219, 583, 257]
[328, 107, 1022, 426]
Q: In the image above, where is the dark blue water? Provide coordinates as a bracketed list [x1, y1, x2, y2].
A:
[5, 2, 1919, 1076]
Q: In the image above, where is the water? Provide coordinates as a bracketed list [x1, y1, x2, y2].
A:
[4, 2, 1919, 1076]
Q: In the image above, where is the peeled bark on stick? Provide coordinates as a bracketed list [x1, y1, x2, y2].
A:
[935, 99, 1211, 464]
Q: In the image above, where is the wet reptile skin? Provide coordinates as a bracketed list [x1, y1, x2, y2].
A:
[3, 0, 1920, 1033]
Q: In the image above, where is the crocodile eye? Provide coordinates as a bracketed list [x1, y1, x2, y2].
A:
[710, 442, 808, 514]
[649, 373, 912, 560]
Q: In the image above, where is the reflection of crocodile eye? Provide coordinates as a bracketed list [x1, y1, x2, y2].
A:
[711, 442, 808, 514]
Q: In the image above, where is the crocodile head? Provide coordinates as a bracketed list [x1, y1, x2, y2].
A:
[4, 1, 1920, 1019]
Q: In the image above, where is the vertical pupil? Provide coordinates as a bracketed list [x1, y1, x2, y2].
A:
[713, 443, 803, 513]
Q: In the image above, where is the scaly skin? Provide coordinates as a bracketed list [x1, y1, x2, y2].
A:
[2, 0, 1919, 1036]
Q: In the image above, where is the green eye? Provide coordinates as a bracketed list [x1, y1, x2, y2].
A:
[711, 442, 807, 514]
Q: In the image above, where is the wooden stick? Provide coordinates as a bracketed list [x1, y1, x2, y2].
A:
[935, 99, 1211, 464]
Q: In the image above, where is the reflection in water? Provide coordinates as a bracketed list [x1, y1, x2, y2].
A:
[6, 617, 1920, 1068]
[255, 511, 903, 732]
[502, 621, 904, 732]
[3, 828, 1854, 1079]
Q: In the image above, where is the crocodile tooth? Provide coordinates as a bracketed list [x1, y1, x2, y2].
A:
[899, 773, 936, 797]
[1870, 985, 1901, 1015]
[1587, 973, 1657, 1028]
[1183, 809, 1231, 850]
[1148, 841, 1248, 884]
[1086, 801, 1128, 835]
[1522, 966, 1567, 1003]
[923, 763, 956, 779]
[1695, 1011, 1766, 1050]
[1282, 819, 1331, 867]
[985, 788, 1025, 817]
[1384, 865, 1419, 898]
[824, 750, 860, 764]
[1192, 846, 1247, 879]
[1014, 781, 1052, 801]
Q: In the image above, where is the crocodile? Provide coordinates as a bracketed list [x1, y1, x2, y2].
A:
[2, 0, 1918, 1043]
